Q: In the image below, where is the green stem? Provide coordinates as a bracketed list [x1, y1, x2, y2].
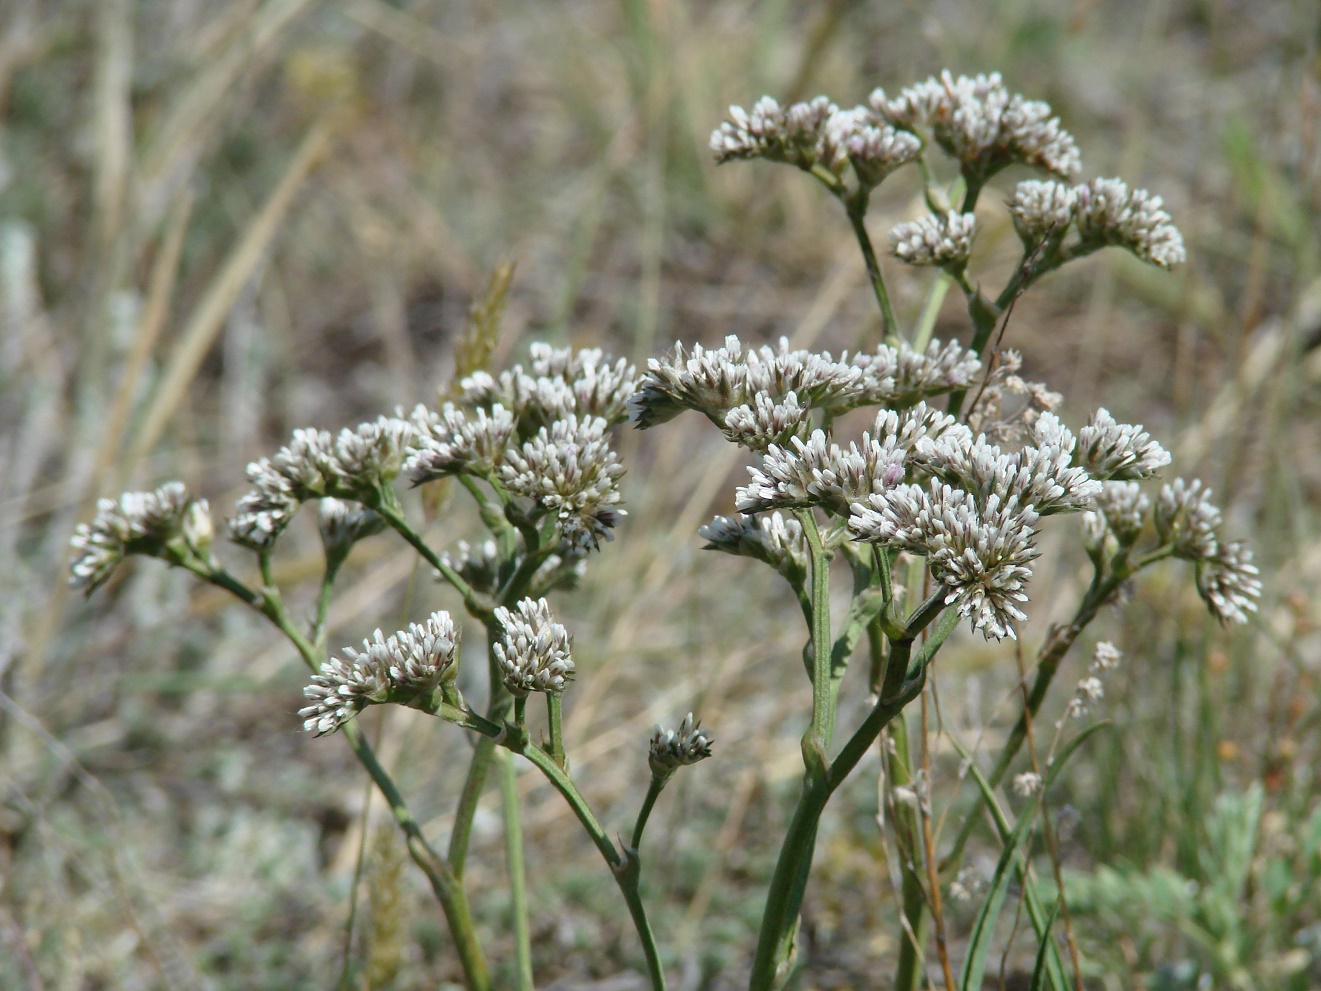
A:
[499, 750, 534, 990]
[546, 692, 567, 770]
[938, 550, 1172, 874]
[631, 779, 666, 851]
[311, 560, 340, 651]
[194, 563, 492, 989]
[795, 509, 837, 768]
[343, 719, 492, 991]
[844, 191, 902, 343]
[374, 499, 492, 621]
[889, 714, 928, 991]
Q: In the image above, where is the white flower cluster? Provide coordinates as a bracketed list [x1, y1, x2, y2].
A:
[405, 403, 517, 483]
[1008, 177, 1186, 269]
[460, 343, 638, 427]
[230, 417, 414, 550]
[889, 211, 977, 269]
[870, 70, 1082, 181]
[1155, 479, 1261, 624]
[629, 336, 980, 432]
[710, 97, 922, 191]
[500, 415, 626, 552]
[1082, 481, 1151, 549]
[739, 428, 909, 516]
[699, 511, 811, 578]
[70, 481, 212, 594]
[493, 597, 575, 696]
[648, 713, 714, 778]
[318, 498, 385, 558]
[300, 612, 460, 735]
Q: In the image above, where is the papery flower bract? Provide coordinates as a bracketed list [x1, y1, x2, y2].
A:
[318, 498, 386, 559]
[851, 482, 1040, 640]
[1007, 179, 1078, 242]
[493, 597, 575, 696]
[499, 414, 626, 552]
[738, 429, 907, 516]
[648, 713, 714, 778]
[333, 416, 414, 491]
[1083, 481, 1151, 549]
[1074, 178, 1186, 269]
[710, 96, 840, 173]
[69, 481, 206, 594]
[889, 212, 977, 269]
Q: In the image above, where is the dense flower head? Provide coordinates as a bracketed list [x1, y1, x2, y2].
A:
[406, 403, 517, 483]
[738, 429, 908, 516]
[1199, 541, 1262, 625]
[699, 511, 811, 578]
[870, 70, 1082, 181]
[493, 597, 575, 696]
[333, 416, 415, 489]
[318, 498, 385, 558]
[829, 108, 923, 188]
[1007, 179, 1078, 241]
[460, 344, 639, 428]
[648, 713, 714, 778]
[69, 481, 209, 594]
[889, 212, 977, 269]
[1155, 477, 1222, 560]
[631, 337, 978, 432]
[710, 96, 840, 172]
[300, 612, 460, 735]
[230, 428, 336, 549]
[499, 415, 626, 552]
[1075, 408, 1170, 480]
[722, 391, 814, 451]
[1074, 178, 1186, 269]
[1082, 481, 1151, 549]
[851, 481, 1040, 640]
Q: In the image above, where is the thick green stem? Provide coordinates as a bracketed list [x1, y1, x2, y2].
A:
[498, 750, 534, 990]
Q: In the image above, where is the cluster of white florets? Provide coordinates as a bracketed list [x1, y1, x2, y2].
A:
[632, 331, 1259, 642]
[299, 612, 461, 735]
[492, 597, 576, 697]
[1008, 177, 1186, 269]
[224, 344, 638, 556]
[629, 336, 979, 434]
[69, 481, 213, 594]
[230, 418, 415, 550]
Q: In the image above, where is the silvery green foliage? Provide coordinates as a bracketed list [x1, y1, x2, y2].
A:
[889, 211, 977, 269]
[648, 713, 714, 778]
[493, 597, 575, 696]
[870, 70, 1082, 182]
[300, 612, 460, 735]
[69, 481, 211, 594]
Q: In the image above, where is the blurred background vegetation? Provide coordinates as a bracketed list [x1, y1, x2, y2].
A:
[1, 0, 1319, 988]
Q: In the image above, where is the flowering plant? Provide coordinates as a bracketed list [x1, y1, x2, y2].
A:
[72, 71, 1259, 990]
